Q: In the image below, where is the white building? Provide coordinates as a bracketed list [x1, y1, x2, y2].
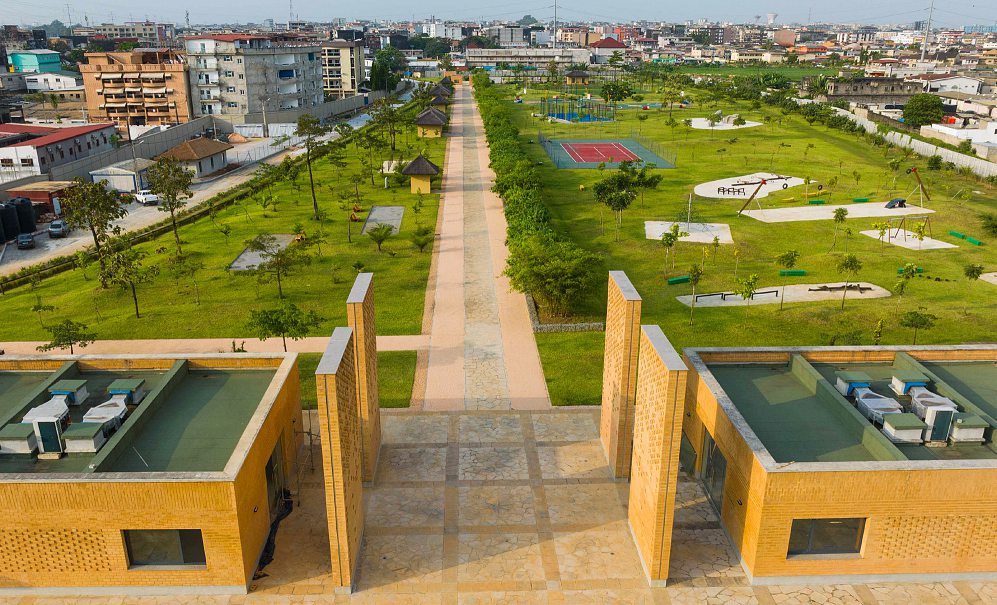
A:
[23, 71, 83, 92]
[184, 34, 323, 121]
[465, 47, 590, 69]
[0, 123, 116, 184]
[910, 74, 984, 95]
[73, 22, 176, 46]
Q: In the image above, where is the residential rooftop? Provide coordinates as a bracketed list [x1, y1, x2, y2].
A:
[695, 349, 997, 465]
[0, 358, 282, 475]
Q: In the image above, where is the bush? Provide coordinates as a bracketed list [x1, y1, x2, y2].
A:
[980, 213, 997, 238]
[926, 155, 943, 170]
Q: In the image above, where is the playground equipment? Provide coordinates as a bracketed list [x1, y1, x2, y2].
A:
[905, 166, 931, 206]
[538, 96, 614, 122]
[735, 175, 795, 215]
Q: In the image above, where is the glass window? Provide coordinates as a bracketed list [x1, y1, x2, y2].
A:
[124, 529, 206, 567]
[787, 518, 865, 556]
[679, 431, 697, 476]
[701, 432, 726, 513]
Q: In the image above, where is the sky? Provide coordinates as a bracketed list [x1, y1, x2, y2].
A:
[5, 0, 995, 30]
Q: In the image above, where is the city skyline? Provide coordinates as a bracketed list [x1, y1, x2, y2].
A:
[4, 0, 995, 29]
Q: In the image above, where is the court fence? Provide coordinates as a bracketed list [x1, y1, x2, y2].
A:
[538, 131, 677, 170]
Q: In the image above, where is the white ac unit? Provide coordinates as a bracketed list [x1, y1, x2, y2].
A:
[853, 387, 903, 426]
[21, 396, 71, 456]
[949, 413, 988, 444]
[908, 386, 959, 442]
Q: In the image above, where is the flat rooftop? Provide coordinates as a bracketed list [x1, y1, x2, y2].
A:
[702, 352, 997, 465]
[0, 360, 280, 475]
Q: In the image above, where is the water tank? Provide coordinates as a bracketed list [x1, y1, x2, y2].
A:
[0, 205, 18, 242]
[12, 199, 36, 234]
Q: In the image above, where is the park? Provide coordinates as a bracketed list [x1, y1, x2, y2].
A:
[477, 67, 997, 405]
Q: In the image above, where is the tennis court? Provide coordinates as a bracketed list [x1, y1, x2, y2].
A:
[539, 134, 676, 169]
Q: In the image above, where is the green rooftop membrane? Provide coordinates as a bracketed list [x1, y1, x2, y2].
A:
[103, 369, 275, 473]
[920, 361, 997, 424]
[0, 372, 51, 423]
[708, 364, 886, 463]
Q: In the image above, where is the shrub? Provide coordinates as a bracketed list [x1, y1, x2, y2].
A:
[926, 155, 943, 170]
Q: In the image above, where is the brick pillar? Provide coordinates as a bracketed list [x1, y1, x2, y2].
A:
[600, 270, 642, 478]
[315, 327, 364, 593]
[628, 325, 689, 586]
[347, 272, 381, 483]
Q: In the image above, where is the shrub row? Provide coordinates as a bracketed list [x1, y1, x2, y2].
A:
[472, 72, 601, 317]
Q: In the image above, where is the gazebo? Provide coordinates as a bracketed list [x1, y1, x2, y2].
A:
[401, 154, 440, 194]
[413, 107, 448, 138]
[565, 70, 590, 85]
[428, 84, 452, 98]
[430, 95, 450, 107]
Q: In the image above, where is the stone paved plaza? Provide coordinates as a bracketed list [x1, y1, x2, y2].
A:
[231, 409, 993, 604]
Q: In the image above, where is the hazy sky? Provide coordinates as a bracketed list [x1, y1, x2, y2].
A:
[5, 0, 995, 29]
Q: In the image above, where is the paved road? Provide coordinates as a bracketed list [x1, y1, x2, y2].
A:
[422, 85, 550, 411]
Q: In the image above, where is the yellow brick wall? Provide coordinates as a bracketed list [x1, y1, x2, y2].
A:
[418, 125, 442, 138]
[347, 275, 381, 482]
[628, 326, 687, 582]
[314, 329, 364, 590]
[410, 175, 432, 194]
[0, 481, 246, 588]
[600, 272, 642, 478]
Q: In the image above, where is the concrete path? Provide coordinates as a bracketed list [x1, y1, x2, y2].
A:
[422, 85, 550, 411]
[0, 335, 427, 356]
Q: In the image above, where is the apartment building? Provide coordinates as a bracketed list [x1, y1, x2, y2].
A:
[0, 123, 116, 184]
[73, 22, 176, 46]
[80, 49, 192, 130]
[321, 40, 364, 99]
[184, 34, 323, 121]
[465, 47, 590, 69]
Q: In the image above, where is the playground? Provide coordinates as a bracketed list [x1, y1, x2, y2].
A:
[694, 173, 805, 199]
[539, 134, 676, 169]
[644, 221, 734, 244]
[741, 203, 934, 223]
[537, 97, 614, 123]
[676, 282, 890, 307]
[689, 116, 762, 130]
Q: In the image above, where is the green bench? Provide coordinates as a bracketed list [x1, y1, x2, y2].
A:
[949, 230, 966, 239]
[897, 267, 924, 274]
[808, 199, 826, 205]
[966, 237, 983, 246]
[667, 275, 690, 285]
[852, 197, 869, 203]
[779, 270, 808, 277]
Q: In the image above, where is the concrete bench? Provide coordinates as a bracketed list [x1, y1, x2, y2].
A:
[667, 275, 690, 285]
[779, 270, 808, 277]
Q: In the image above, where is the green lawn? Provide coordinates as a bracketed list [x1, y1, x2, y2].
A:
[536, 332, 605, 406]
[504, 85, 997, 405]
[3, 121, 444, 342]
[297, 350, 417, 409]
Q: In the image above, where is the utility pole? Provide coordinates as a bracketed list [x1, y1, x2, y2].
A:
[920, 0, 934, 62]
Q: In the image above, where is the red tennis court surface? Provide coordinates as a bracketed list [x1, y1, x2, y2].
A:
[561, 142, 640, 163]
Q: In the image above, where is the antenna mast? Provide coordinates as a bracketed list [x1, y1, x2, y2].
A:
[920, 0, 934, 62]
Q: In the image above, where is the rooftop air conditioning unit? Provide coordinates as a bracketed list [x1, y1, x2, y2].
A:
[881, 413, 926, 444]
[949, 413, 988, 444]
[889, 371, 929, 396]
[908, 386, 959, 443]
[48, 379, 89, 406]
[835, 371, 872, 397]
[854, 387, 903, 426]
[0, 422, 38, 454]
[22, 396, 71, 457]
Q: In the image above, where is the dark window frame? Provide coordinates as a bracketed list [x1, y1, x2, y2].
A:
[123, 529, 207, 568]
[787, 518, 866, 557]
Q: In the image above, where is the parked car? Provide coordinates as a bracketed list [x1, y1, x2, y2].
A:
[16, 233, 35, 249]
[134, 190, 160, 205]
[48, 220, 70, 238]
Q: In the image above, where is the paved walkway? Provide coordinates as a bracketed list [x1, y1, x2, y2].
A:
[422, 85, 550, 412]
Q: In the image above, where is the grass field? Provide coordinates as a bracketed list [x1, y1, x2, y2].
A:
[1, 124, 444, 342]
[297, 350, 417, 409]
[503, 85, 997, 405]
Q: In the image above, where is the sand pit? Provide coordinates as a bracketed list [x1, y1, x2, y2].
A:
[742, 203, 934, 223]
[860, 229, 957, 250]
[689, 117, 762, 130]
[676, 282, 890, 308]
[980, 272, 997, 286]
[645, 221, 733, 244]
[694, 173, 805, 199]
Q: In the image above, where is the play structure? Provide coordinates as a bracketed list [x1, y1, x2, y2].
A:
[859, 215, 957, 250]
[694, 173, 805, 201]
[690, 111, 762, 130]
[675, 282, 890, 308]
[644, 221, 733, 244]
[538, 96, 614, 122]
[741, 202, 935, 223]
[538, 133, 676, 169]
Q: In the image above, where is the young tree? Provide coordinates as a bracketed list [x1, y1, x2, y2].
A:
[103, 246, 158, 319]
[246, 302, 322, 352]
[872, 221, 890, 253]
[964, 263, 984, 283]
[836, 253, 863, 309]
[148, 157, 194, 254]
[830, 207, 848, 251]
[593, 172, 637, 238]
[36, 319, 96, 354]
[367, 223, 395, 253]
[894, 262, 918, 308]
[900, 307, 937, 344]
[734, 273, 759, 309]
[295, 114, 327, 220]
[660, 223, 688, 270]
[60, 178, 128, 288]
[243, 234, 311, 298]
[31, 298, 55, 327]
[168, 253, 206, 305]
[775, 249, 801, 311]
[372, 99, 401, 156]
[411, 225, 434, 252]
[688, 264, 704, 325]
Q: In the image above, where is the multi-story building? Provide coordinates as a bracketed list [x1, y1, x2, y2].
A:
[321, 40, 364, 99]
[836, 27, 878, 45]
[824, 77, 921, 105]
[8, 50, 61, 73]
[465, 47, 590, 69]
[184, 34, 323, 121]
[482, 26, 529, 48]
[557, 27, 599, 48]
[73, 22, 176, 46]
[80, 49, 192, 130]
[0, 123, 116, 184]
